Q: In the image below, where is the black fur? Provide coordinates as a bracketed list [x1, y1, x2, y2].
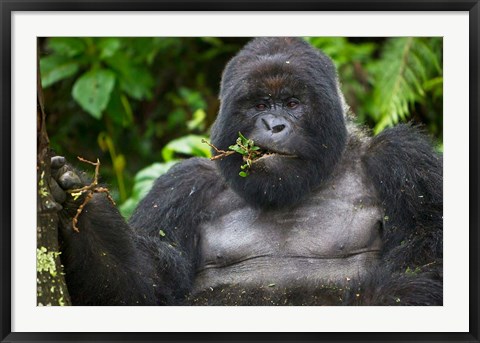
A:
[53, 37, 443, 306]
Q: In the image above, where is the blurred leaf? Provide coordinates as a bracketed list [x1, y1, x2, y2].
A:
[119, 161, 178, 218]
[186, 109, 207, 131]
[166, 109, 187, 131]
[179, 87, 207, 111]
[201, 37, 223, 47]
[72, 69, 116, 119]
[105, 87, 134, 127]
[120, 95, 134, 123]
[47, 37, 86, 57]
[133, 161, 177, 183]
[307, 37, 375, 68]
[40, 55, 79, 87]
[114, 154, 126, 173]
[104, 54, 154, 100]
[436, 142, 443, 153]
[97, 131, 110, 152]
[161, 134, 211, 162]
[98, 38, 122, 59]
[119, 198, 138, 220]
[423, 76, 443, 93]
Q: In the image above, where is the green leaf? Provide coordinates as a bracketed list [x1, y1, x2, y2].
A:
[134, 162, 178, 183]
[178, 87, 207, 111]
[118, 199, 137, 220]
[119, 161, 178, 219]
[200, 37, 223, 47]
[186, 109, 207, 131]
[238, 132, 248, 144]
[104, 54, 154, 100]
[40, 56, 79, 88]
[113, 154, 126, 173]
[423, 76, 443, 92]
[239, 171, 249, 177]
[98, 38, 121, 59]
[228, 145, 248, 155]
[307, 37, 375, 69]
[47, 37, 86, 57]
[97, 131, 111, 152]
[72, 69, 116, 119]
[159, 230, 166, 237]
[161, 135, 211, 162]
[105, 87, 134, 127]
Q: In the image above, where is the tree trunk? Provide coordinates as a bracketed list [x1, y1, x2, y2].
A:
[36, 40, 71, 306]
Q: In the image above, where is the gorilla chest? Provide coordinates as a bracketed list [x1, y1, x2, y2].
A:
[194, 170, 384, 291]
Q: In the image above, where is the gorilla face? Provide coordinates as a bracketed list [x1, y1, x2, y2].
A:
[210, 37, 348, 209]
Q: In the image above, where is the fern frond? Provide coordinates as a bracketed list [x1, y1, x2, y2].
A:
[371, 37, 442, 134]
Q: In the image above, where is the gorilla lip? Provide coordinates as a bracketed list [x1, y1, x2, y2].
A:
[254, 152, 296, 162]
[253, 148, 297, 162]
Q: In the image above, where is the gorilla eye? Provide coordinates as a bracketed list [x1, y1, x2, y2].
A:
[286, 99, 299, 109]
[255, 103, 268, 111]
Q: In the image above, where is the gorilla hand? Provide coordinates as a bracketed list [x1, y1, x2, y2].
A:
[50, 155, 84, 205]
[49, 155, 102, 234]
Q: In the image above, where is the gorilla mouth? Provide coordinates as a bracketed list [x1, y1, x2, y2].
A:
[260, 147, 296, 157]
[253, 148, 297, 162]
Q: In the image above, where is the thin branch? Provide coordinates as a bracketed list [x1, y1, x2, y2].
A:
[67, 157, 116, 232]
[202, 139, 236, 160]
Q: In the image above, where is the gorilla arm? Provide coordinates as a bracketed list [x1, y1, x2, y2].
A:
[357, 124, 443, 305]
[363, 124, 443, 267]
[53, 157, 223, 305]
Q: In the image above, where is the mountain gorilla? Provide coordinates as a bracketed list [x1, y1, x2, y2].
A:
[51, 37, 443, 305]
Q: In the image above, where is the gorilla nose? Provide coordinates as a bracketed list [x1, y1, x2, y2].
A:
[260, 116, 289, 135]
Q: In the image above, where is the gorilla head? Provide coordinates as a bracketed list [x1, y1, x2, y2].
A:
[210, 37, 348, 209]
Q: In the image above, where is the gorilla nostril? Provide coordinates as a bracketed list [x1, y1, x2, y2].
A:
[261, 118, 271, 131]
[272, 124, 286, 134]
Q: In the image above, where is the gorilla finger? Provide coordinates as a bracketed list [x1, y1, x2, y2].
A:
[50, 177, 67, 204]
[58, 171, 83, 190]
[51, 156, 66, 169]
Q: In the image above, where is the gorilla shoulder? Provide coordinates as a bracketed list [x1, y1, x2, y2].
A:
[128, 157, 226, 233]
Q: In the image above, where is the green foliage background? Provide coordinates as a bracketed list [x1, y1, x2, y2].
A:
[40, 37, 443, 218]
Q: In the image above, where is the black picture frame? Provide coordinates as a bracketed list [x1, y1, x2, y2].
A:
[1, 1, 479, 342]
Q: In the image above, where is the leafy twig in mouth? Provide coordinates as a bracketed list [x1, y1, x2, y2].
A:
[202, 132, 264, 177]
